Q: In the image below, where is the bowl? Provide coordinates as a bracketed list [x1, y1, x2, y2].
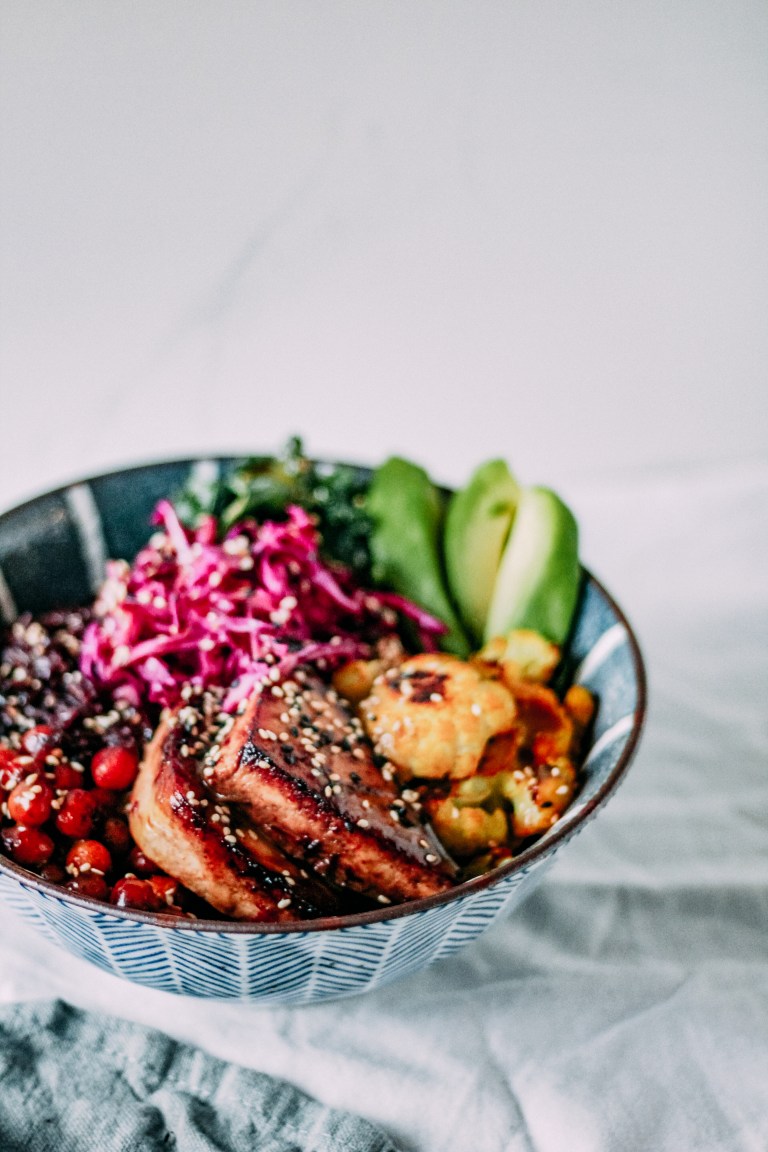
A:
[0, 458, 646, 1003]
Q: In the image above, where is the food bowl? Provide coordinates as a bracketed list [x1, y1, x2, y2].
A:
[0, 458, 646, 1003]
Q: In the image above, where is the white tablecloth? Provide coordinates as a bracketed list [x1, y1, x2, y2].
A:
[1, 3, 767, 1148]
[1, 459, 766, 1152]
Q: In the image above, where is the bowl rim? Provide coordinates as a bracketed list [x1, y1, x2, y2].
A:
[0, 455, 647, 935]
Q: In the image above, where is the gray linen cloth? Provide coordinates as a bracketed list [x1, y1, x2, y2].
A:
[0, 1000, 402, 1152]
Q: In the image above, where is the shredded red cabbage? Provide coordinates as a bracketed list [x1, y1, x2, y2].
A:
[80, 501, 444, 711]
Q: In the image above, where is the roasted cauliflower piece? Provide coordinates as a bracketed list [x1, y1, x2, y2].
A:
[496, 760, 577, 837]
[427, 797, 508, 857]
[333, 636, 407, 705]
[360, 653, 516, 780]
[332, 659, 381, 705]
[477, 629, 561, 685]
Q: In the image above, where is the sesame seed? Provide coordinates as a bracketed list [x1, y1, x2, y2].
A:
[429, 693, 442, 703]
[357, 818, 369, 828]
[425, 853, 438, 864]
[277, 898, 292, 909]
[555, 784, 570, 795]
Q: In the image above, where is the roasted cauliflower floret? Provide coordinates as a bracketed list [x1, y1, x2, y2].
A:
[333, 636, 407, 705]
[427, 797, 508, 857]
[360, 653, 516, 780]
[476, 629, 561, 685]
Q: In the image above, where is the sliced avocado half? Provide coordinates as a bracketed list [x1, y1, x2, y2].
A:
[443, 459, 519, 645]
[484, 485, 580, 647]
[367, 457, 470, 657]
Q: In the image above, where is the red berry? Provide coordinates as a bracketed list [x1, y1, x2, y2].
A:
[55, 789, 97, 838]
[66, 839, 112, 877]
[110, 877, 164, 912]
[128, 846, 159, 875]
[39, 862, 67, 884]
[66, 874, 109, 901]
[2, 825, 55, 866]
[102, 816, 132, 855]
[0, 748, 24, 792]
[20, 725, 55, 764]
[90, 787, 120, 813]
[91, 746, 139, 791]
[148, 875, 179, 907]
[54, 761, 84, 790]
[7, 776, 54, 826]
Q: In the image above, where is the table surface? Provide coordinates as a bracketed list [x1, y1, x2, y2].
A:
[1, 4, 767, 1150]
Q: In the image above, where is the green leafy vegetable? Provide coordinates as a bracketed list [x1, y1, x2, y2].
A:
[176, 438, 373, 578]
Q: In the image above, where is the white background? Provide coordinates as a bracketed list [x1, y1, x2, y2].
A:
[1, 6, 767, 1152]
[1, 0, 766, 508]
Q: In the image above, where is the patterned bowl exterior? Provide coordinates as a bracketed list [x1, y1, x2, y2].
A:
[0, 459, 646, 1003]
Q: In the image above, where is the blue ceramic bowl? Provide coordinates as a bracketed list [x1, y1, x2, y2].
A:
[0, 459, 646, 1003]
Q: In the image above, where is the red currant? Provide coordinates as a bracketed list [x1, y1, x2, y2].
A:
[20, 725, 55, 760]
[66, 839, 112, 877]
[128, 846, 159, 875]
[55, 789, 97, 839]
[39, 862, 67, 884]
[102, 816, 132, 855]
[1, 825, 54, 866]
[91, 746, 139, 791]
[66, 874, 109, 901]
[53, 761, 84, 790]
[148, 875, 179, 907]
[0, 748, 24, 792]
[110, 877, 164, 911]
[90, 787, 120, 814]
[7, 776, 54, 827]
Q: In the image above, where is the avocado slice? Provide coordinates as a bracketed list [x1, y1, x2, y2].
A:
[367, 457, 470, 657]
[484, 486, 580, 646]
[444, 459, 519, 644]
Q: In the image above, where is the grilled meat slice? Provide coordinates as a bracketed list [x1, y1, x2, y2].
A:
[207, 670, 457, 903]
[129, 712, 344, 921]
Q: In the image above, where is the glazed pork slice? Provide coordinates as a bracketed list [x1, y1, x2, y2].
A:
[206, 670, 457, 903]
[129, 713, 344, 922]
